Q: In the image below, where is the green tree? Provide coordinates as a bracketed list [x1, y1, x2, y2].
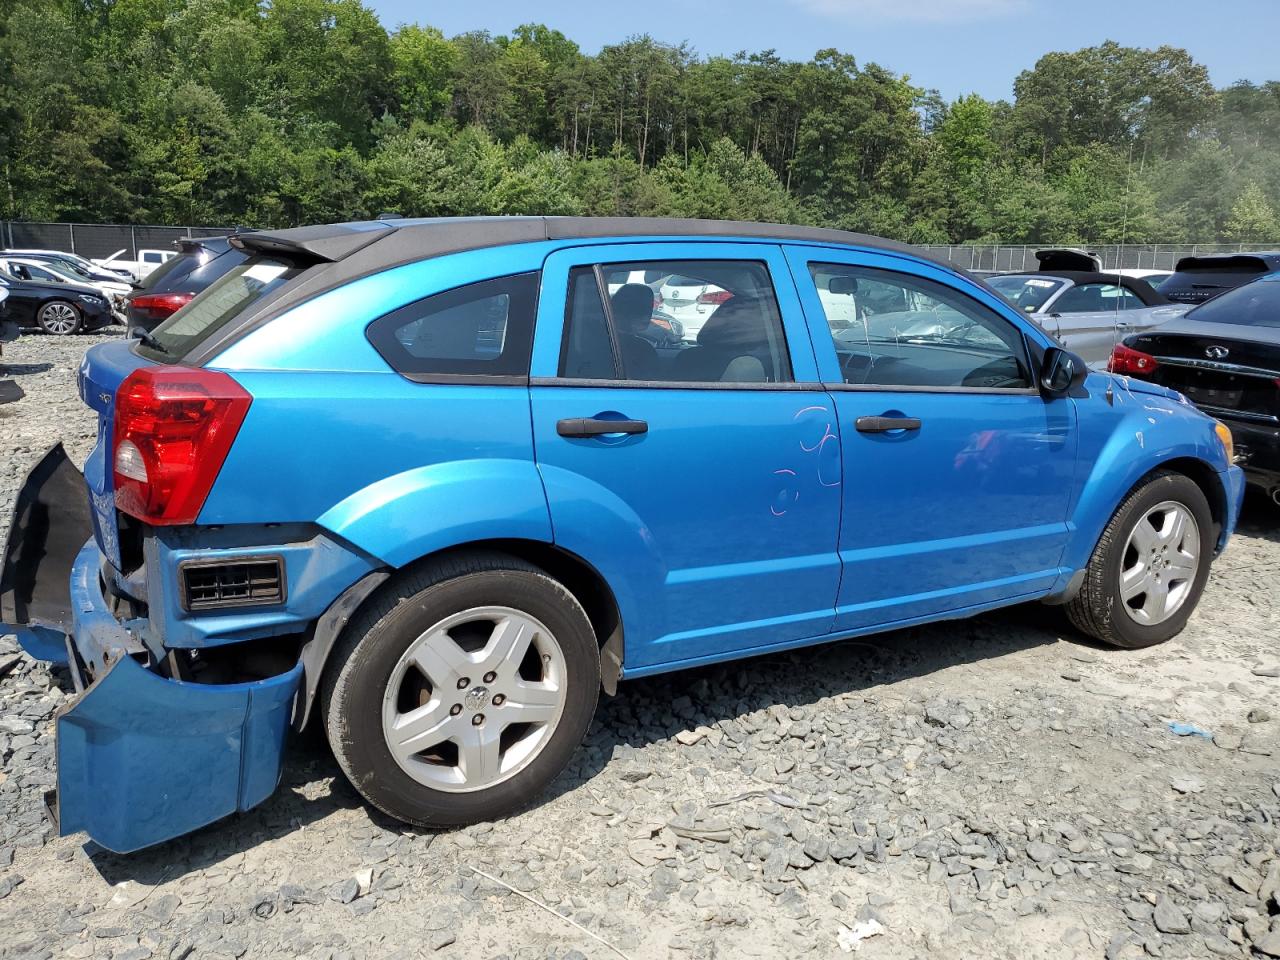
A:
[1224, 182, 1280, 243]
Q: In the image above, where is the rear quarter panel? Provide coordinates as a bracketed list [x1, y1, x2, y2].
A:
[201, 243, 561, 566]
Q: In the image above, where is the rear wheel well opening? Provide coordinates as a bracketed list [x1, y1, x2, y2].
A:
[403, 539, 624, 694]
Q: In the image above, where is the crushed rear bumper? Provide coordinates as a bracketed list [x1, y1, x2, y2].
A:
[2, 446, 302, 853]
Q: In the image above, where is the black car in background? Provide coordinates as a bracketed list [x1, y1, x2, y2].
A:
[1159, 252, 1280, 306]
[0, 269, 115, 335]
[1112, 273, 1280, 503]
[124, 236, 247, 335]
[0, 281, 20, 403]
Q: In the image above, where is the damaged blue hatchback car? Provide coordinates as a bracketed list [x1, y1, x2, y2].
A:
[0, 217, 1245, 852]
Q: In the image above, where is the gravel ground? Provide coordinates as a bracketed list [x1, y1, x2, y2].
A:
[1, 332, 1279, 960]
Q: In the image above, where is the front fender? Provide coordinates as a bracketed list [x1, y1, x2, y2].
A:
[316, 458, 553, 569]
[1061, 378, 1228, 574]
[537, 463, 668, 668]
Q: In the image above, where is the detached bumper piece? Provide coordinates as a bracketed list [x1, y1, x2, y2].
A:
[52, 542, 303, 853]
[2, 446, 303, 853]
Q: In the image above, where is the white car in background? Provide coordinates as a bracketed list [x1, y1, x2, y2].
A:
[94, 247, 177, 280]
[0, 257, 131, 320]
[1115, 268, 1173, 289]
[656, 273, 732, 341]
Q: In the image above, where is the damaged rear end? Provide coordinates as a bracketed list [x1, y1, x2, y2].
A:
[0, 263, 328, 852]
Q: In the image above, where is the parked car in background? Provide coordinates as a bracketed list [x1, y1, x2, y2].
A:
[1112, 272, 1280, 504]
[124, 236, 248, 336]
[3, 249, 137, 285]
[0, 264, 115, 334]
[0, 281, 19, 404]
[986, 270, 1187, 366]
[95, 247, 177, 280]
[0, 216, 1243, 854]
[655, 272, 732, 341]
[1159, 252, 1280, 306]
[1116, 268, 1173, 289]
[0, 257, 130, 320]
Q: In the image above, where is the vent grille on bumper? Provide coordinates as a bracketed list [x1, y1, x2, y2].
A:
[180, 557, 285, 611]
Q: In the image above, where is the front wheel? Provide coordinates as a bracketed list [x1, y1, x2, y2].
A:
[322, 553, 600, 828]
[36, 300, 83, 336]
[1066, 471, 1213, 648]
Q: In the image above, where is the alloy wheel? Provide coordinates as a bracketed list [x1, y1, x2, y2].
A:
[1118, 500, 1200, 626]
[380, 606, 567, 793]
[39, 302, 79, 335]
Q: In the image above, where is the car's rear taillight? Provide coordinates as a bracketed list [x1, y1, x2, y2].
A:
[112, 367, 251, 525]
[697, 290, 733, 305]
[130, 292, 194, 322]
[1108, 344, 1159, 375]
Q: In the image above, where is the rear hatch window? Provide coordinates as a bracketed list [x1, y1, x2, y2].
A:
[137, 258, 303, 362]
[1161, 256, 1273, 305]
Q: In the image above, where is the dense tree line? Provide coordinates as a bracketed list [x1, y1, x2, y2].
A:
[2, 0, 1278, 243]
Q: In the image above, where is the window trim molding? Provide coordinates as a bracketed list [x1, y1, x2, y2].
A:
[530, 376, 822, 392]
[821, 381, 1041, 397]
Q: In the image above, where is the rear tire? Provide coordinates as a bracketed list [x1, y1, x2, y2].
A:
[321, 552, 600, 828]
[36, 300, 83, 336]
[1066, 471, 1213, 648]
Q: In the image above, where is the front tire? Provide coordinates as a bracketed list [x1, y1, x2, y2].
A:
[36, 300, 83, 336]
[321, 552, 600, 828]
[1066, 471, 1213, 648]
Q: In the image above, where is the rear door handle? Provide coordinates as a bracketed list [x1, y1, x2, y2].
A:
[855, 416, 921, 433]
[557, 418, 648, 438]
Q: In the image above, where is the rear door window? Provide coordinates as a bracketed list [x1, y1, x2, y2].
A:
[559, 260, 791, 384]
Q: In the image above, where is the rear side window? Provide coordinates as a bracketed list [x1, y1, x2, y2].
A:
[144, 258, 303, 360]
[559, 259, 791, 384]
[366, 273, 539, 381]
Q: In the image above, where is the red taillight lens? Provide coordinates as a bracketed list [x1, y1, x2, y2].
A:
[130, 292, 194, 322]
[697, 290, 733, 305]
[112, 367, 251, 525]
[1108, 344, 1159, 375]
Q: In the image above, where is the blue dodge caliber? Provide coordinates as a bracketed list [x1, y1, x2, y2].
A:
[0, 218, 1245, 852]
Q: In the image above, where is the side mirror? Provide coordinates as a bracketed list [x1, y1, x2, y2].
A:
[1040, 347, 1087, 397]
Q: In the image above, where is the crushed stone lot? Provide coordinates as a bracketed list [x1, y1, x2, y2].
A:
[1, 332, 1279, 960]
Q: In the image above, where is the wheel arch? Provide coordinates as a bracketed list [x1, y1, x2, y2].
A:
[296, 537, 624, 731]
[1153, 456, 1227, 547]
[1051, 453, 1228, 606]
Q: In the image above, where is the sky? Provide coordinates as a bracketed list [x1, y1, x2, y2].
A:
[368, 0, 1277, 101]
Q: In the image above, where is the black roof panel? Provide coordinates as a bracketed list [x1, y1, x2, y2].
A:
[234, 215, 940, 271]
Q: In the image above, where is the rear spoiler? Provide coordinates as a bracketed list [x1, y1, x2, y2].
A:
[230, 224, 395, 263]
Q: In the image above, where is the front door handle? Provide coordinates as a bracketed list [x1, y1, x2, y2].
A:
[557, 417, 648, 438]
[855, 416, 921, 433]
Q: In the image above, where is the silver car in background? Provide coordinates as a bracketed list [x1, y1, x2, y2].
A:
[986, 270, 1188, 367]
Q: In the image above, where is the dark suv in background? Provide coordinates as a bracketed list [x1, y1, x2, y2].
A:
[124, 236, 247, 336]
[1160, 252, 1280, 305]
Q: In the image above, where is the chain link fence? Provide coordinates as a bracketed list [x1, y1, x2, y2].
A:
[916, 243, 1273, 272]
[4, 221, 1277, 272]
[0, 221, 234, 261]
